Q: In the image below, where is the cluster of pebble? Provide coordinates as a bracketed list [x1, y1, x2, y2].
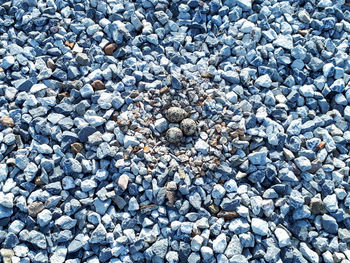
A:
[1, 0, 350, 262]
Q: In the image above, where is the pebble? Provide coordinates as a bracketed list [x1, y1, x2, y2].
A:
[104, 43, 117, 55]
[0, 116, 15, 127]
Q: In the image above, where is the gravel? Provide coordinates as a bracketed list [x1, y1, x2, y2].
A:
[0, 0, 349, 262]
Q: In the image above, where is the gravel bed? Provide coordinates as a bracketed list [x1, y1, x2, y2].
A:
[1, 0, 350, 262]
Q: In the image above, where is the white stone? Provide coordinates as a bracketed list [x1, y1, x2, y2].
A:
[274, 228, 291, 247]
[255, 74, 272, 88]
[213, 233, 227, 254]
[251, 218, 269, 236]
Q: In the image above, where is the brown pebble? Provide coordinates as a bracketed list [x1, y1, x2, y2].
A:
[71, 142, 83, 154]
[0, 67, 3, 73]
[91, 80, 105, 91]
[104, 43, 117, 55]
[0, 116, 14, 127]
[28, 202, 44, 217]
[217, 211, 239, 220]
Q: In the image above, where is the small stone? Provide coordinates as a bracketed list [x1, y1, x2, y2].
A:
[300, 243, 319, 263]
[166, 127, 183, 144]
[251, 218, 269, 236]
[212, 184, 226, 199]
[273, 35, 294, 49]
[151, 239, 168, 259]
[154, 118, 168, 133]
[0, 116, 14, 127]
[90, 223, 107, 243]
[344, 106, 350, 121]
[248, 151, 267, 165]
[118, 174, 129, 191]
[128, 197, 139, 211]
[104, 43, 117, 55]
[37, 209, 52, 227]
[165, 107, 187, 123]
[294, 156, 312, 172]
[191, 235, 204, 251]
[236, 0, 252, 11]
[213, 233, 227, 254]
[1, 249, 14, 263]
[274, 228, 291, 247]
[47, 58, 55, 70]
[200, 246, 214, 260]
[309, 198, 327, 215]
[28, 202, 44, 217]
[76, 53, 89, 66]
[71, 142, 83, 154]
[91, 80, 105, 91]
[298, 10, 311, 23]
[28, 230, 47, 249]
[1, 56, 15, 69]
[180, 118, 197, 136]
[194, 139, 209, 154]
[255, 74, 272, 88]
[321, 214, 338, 234]
[330, 79, 345, 93]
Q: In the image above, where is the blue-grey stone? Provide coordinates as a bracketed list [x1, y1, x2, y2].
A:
[321, 214, 338, 234]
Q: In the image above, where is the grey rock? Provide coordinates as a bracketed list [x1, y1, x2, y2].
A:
[28, 230, 47, 249]
[299, 243, 319, 263]
[154, 118, 168, 133]
[76, 53, 89, 66]
[321, 214, 338, 234]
